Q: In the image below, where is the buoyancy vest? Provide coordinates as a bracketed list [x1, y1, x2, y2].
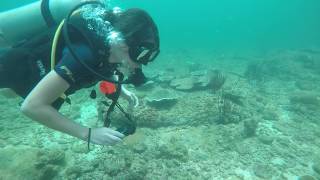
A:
[0, 10, 113, 109]
[66, 10, 110, 63]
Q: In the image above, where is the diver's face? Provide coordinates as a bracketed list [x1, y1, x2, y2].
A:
[118, 53, 141, 77]
[109, 41, 140, 77]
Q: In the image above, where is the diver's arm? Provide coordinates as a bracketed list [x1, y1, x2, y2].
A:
[21, 70, 124, 145]
[21, 70, 88, 140]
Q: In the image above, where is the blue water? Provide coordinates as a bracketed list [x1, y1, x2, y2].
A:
[1, 0, 320, 52]
[1, 0, 320, 179]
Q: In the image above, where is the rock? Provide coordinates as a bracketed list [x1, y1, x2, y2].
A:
[258, 135, 275, 145]
[102, 174, 113, 180]
[155, 142, 189, 162]
[38, 165, 59, 180]
[132, 142, 148, 154]
[146, 89, 179, 109]
[295, 80, 317, 91]
[35, 149, 65, 168]
[146, 98, 178, 109]
[103, 157, 126, 176]
[262, 110, 279, 121]
[290, 92, 320, 106]
[136, 81, 156, 91]
[158, 74, 175, 83]
[168, 69, 226, 92]
[65, 165, 82, 179]
[295, 53, 315, 69]
[253, 164, 275, 179]
[207, 69, 226, 92]
[299, 175, 317, 180]
[190, 70, 207, 76]
[222, 93, 244, 106]
[71, 143, 88, 154]
[313, 160, 320, 174]
[170, 77, 196, 91]
[271, 157, 286, 168]
[0, 139, 6, 148]
[243, 119, 258, 137]
[195, 75, 211, 88]
[235, 143, 251, 155]
[127, 158, 148, 179]
[148, 73, 160, 80]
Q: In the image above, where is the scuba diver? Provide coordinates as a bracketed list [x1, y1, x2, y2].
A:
[0, 0, 160, 148]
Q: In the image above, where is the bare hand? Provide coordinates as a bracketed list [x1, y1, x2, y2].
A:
[89, 127, 125, 146]
[121, 87, 139, 108]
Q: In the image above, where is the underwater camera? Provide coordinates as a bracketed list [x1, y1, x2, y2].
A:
[115, 119, 136, 136]
[98, 81, 136, 136]
[101, 100, 136, 136]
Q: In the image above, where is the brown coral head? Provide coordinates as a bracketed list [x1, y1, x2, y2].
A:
[209, 70, 226, 92]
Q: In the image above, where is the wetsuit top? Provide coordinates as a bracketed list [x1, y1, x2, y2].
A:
[0, 35, 111, 109]
[55, 42, 106, 95]
[0, 9, 112, 109]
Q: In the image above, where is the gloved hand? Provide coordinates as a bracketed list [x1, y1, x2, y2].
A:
[89, 127, 124, 146]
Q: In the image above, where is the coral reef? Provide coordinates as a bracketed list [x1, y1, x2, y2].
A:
[290, 91, 320, 107]
[170, 77, 196, 91]
[145, 88, 179, 109]
[243, 118, 258, 137]
[217, 92, 244, 124]
[208, 69, 226, 92]
[1, 49, 320, 179]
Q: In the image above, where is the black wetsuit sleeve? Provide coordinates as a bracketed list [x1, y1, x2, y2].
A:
[54, 43, 96, 86]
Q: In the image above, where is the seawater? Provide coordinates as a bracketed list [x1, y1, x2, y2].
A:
[0, 0, 320, 179]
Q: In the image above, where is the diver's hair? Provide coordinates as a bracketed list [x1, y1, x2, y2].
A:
[105, 8, 159, 48]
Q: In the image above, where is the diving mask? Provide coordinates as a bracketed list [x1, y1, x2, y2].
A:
[129, 42, 160, 65]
